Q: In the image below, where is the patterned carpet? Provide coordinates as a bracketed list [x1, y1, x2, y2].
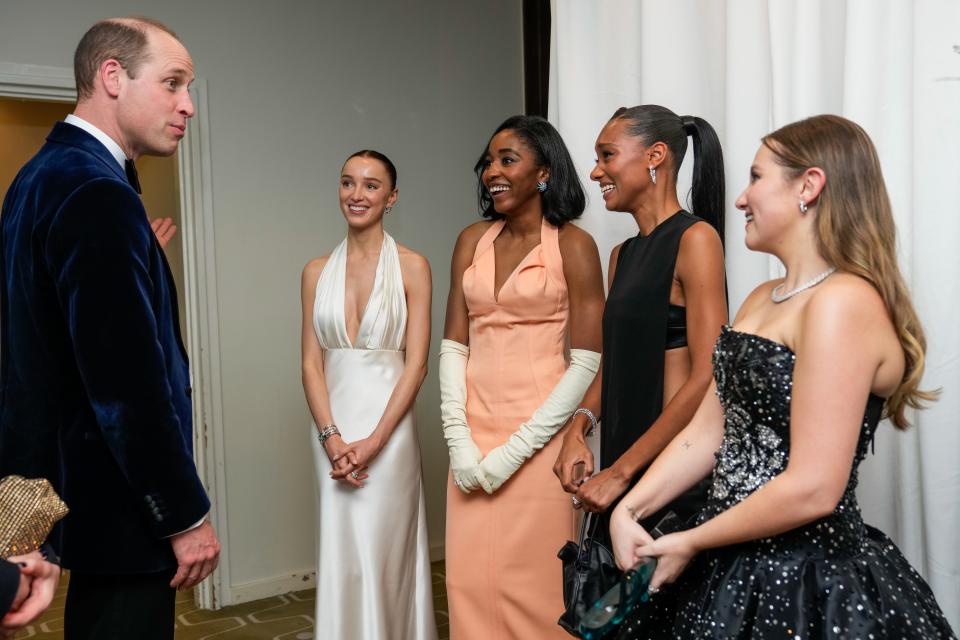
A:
[12, 563, 449, 639]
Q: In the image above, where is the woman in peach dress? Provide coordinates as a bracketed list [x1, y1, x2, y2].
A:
[440, 116, 605, 639]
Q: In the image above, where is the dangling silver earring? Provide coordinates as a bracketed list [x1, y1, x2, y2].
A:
[385, 206, 393, 215]
[798, 200, 808, 214]
[648, 166, 657, 185]
[537, 180, 549, 193]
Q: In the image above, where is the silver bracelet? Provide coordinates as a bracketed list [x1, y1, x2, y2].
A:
[571, 408, 599, 437]
[316, 424, 340, 446]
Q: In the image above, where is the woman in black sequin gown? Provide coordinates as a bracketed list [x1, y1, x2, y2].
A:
[608, 115, 956, 639]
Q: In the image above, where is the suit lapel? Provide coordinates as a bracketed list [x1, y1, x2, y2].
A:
[47, 121, 188, 360]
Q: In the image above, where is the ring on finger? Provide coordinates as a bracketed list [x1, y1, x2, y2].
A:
[648, 586, 660, 594]
[350, 471, 360, 479]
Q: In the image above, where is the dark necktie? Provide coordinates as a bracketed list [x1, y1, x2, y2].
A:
[124, 159, 142, 194]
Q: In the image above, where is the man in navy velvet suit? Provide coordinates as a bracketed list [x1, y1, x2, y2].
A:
[0, 17, 220, 639]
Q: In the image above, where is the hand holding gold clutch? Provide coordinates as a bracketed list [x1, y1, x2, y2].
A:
[0, 475, 69, 558]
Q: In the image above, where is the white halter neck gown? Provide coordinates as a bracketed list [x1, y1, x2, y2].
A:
[310, 232, 437, 640]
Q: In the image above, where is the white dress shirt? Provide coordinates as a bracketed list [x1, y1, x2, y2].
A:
[64, 114, 127, 169]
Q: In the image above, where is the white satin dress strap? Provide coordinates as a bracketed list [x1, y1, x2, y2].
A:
[313, 232, 407, 351]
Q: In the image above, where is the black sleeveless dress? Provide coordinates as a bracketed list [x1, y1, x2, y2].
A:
[600, 210, 711, 531]
[614, 327, 957, 639]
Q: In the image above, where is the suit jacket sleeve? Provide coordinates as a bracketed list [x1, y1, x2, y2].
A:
[0, 559, 21, 617]
[44, 177, 209, 538]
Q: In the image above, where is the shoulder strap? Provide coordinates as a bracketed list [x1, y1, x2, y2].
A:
[540, 217, 565, 284]
[472, 219, 505, 263]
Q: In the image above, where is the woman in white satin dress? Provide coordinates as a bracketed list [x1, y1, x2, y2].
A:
[300, 150, 437, 640]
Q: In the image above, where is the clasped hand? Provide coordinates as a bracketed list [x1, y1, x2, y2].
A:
[454, 444, 516, 495]
[325, 433, 382, 488]
[1, 551, 60, 638]
[553, 431, 630, 512]
[610, 507, 697, 591]
[459, 423, 583, 496]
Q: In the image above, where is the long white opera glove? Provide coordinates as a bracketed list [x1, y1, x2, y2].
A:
[479, 349, 601, 494]
[440, 339, 485, 494]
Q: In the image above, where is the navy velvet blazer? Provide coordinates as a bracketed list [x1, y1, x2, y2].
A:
[0, 122, 210, 574]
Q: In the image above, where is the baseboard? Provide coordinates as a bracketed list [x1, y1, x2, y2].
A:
[228, 544, 444, 606]
[229, 569, 316, 606]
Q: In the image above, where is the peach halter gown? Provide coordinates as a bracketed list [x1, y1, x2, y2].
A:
[445, 217, 576, 640]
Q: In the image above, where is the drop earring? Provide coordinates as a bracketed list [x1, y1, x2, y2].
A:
[648, 166, 657, 185]
[798, 200, 808, 214]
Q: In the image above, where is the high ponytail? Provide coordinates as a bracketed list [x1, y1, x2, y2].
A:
[682, 115, 725, 247]
[611, 106, 725, 244]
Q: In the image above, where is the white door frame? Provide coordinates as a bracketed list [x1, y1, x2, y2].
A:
[0, 62, 231, 610]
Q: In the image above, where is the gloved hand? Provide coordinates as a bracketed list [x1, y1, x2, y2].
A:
[439, 339, 486, 493]
[480, 349, 601, 493]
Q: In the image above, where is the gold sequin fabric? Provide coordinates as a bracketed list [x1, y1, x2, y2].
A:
[0, 475, 68, 557]
[614, 327, 957, 639]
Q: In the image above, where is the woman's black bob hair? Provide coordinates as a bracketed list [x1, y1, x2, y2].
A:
[474, 115, 586, 227]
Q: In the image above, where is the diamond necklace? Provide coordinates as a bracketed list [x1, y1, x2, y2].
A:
[770, 267, 837, 303]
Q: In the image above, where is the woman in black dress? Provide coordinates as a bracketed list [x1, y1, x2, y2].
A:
[609, 114, 955, 638]
[554, 105, 727, 535]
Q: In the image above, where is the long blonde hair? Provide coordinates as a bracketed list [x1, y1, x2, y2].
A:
[763, 114, 935, 429]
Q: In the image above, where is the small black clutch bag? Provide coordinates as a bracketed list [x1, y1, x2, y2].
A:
[577, 511, 688, 639]
[557, 511, 622, 637]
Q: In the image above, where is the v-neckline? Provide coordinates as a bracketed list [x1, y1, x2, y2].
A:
[343, 236, 385, 348]
[491, 218, 543, 303]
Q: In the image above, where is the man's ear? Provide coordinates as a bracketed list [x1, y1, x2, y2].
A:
[100, 59, 124, 98]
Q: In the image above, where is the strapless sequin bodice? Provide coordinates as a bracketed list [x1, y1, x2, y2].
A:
[702, 327, 884, 557]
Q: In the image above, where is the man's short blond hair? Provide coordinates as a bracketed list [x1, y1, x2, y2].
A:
[74, 17, 179, 100]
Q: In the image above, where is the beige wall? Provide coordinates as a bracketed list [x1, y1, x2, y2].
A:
[0, 0, 524, 600]
[0, 98, 73, 190]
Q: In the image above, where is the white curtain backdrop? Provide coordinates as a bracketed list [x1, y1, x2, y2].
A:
[550, 0, 959, 629]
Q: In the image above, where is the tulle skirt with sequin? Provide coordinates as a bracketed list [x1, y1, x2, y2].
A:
[613, 524, 956, 639]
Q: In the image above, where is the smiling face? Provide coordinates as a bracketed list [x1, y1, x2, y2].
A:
[590, 118, 653, 213]
[115, 28, 195, 158]
[480, 129, 548, 216]
[339, 156, 398, 230]
[735, 144, 805, 252]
